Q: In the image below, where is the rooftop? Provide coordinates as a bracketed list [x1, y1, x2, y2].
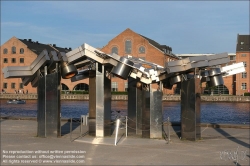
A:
[19, 38, 72, 55]
[139, 34, 180, 59]
[236, 34, 250, 52]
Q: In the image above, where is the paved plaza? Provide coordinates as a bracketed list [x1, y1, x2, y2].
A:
[0, 119, 249, 165]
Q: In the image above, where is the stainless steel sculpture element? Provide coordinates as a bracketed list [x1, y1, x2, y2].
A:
[37, 69, 61, 138]
[127, 78, 163, 139]
[127, 78, 143, 136]
[61, 63, 78, 79]
[64, 44, 165, 138]
[181, 77, 201, 141]
[221, 62, 245, 77]
[200, 62, 245, 83]
[3, 50, 50, 79]
[89, 63, 112, 137]
[3, 41, 246, 141]
[160, 53, 228, 141]
[143, 87, 163, 138]
[59, 52, 78, 79]
[111, 57, 134, 79]
[170, 75, 182, 85]
[65, 43, 163, 84]
[207, 68, 224, 87]
[3, 50, 78, 138]
[71, 68, 94, 82]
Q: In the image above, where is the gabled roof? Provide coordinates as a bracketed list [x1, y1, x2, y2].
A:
[236, 34, 250, 52]
[19, 39, 71, 55]
[139, 34, 180, 59]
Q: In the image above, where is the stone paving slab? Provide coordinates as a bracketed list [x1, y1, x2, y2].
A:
[0, 119, 249, 166]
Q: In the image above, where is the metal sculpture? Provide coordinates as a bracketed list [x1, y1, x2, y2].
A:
[3, 42, 245, 141]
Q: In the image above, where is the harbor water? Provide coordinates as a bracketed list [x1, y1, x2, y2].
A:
[0, 99, 249, 124]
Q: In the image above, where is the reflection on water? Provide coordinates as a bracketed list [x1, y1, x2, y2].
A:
[0, 99, 249, 124]
[162, 102, 250, 124]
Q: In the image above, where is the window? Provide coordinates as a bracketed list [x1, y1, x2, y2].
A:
[243, 62, 247, 67]
[240, 42, 244, 45]
[20, 48, 24, 54]
[229, 56, 235, 61]
[125, 40, 131, 54]
[241, 83, 247, 90]
[12, 46, 16, 54]
[3, 83, 7, 89]
[211, 85, 229, 95]
[61, 84, 69, 90]
[11, 58, 16, 63]
[111, 47, 118, 55]
[242, 72, 247, 78]
[139, 46, 145, 54]
[11, 83, 15, 89]
[73, 83, 89, 91]
[241, 54, 246, 57]
[20, 58, 24, 63]
[112, 82, 118, 92]
[19, 83, 24, 89]
[3, 58, 8, 63]
[125, 83, 128, 91]
[3, 48, 8, 54]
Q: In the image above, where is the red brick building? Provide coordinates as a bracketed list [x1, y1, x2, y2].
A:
[101, 28, 179, 94]
[0, 37, 88, 94]
[235, 34, 250, 95]
[2, 31, 246, 95]
[1, 29, 179, 94]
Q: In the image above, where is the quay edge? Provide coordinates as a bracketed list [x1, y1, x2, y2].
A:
[0, 94, 250, 102]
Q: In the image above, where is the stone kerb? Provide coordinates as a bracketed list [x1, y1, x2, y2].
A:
[0, 94, 249, 102]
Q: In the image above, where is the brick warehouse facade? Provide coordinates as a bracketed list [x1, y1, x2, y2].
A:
[235, 34, 250, 95]
[0, 29, 179, 95]
[100, 28, 179, 94]
[0, 37, 89, 94]
[1, 32, 249, 95]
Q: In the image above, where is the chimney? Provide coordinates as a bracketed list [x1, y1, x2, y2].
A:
[28, 39, 32, 42]
[24, 39, 27, 41]
[53, 44, 56, 47]
[36, 41, 39, 44]
[69, 47, 72, 51]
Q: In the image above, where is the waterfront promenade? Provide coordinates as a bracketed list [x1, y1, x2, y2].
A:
[1, 93, 250, 102]
[1, 118, 249, 165]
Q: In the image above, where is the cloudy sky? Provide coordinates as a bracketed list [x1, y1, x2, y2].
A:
[1, 1, 249, 54]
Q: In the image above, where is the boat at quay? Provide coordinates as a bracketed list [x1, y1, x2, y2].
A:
[7, 99, 26, 104]
[0, 100, 249, 125]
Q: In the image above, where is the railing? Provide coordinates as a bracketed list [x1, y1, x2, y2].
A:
[114, 116, 127, 146]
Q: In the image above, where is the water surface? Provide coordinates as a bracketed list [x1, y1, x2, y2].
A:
[0, 100, 249, 124]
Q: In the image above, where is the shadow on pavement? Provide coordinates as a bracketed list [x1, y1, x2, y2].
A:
[172, 125, 181, 138]
[212, 123, 249, 149]
[61, 119, 80, 136]
[233, 161, 241, 166]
